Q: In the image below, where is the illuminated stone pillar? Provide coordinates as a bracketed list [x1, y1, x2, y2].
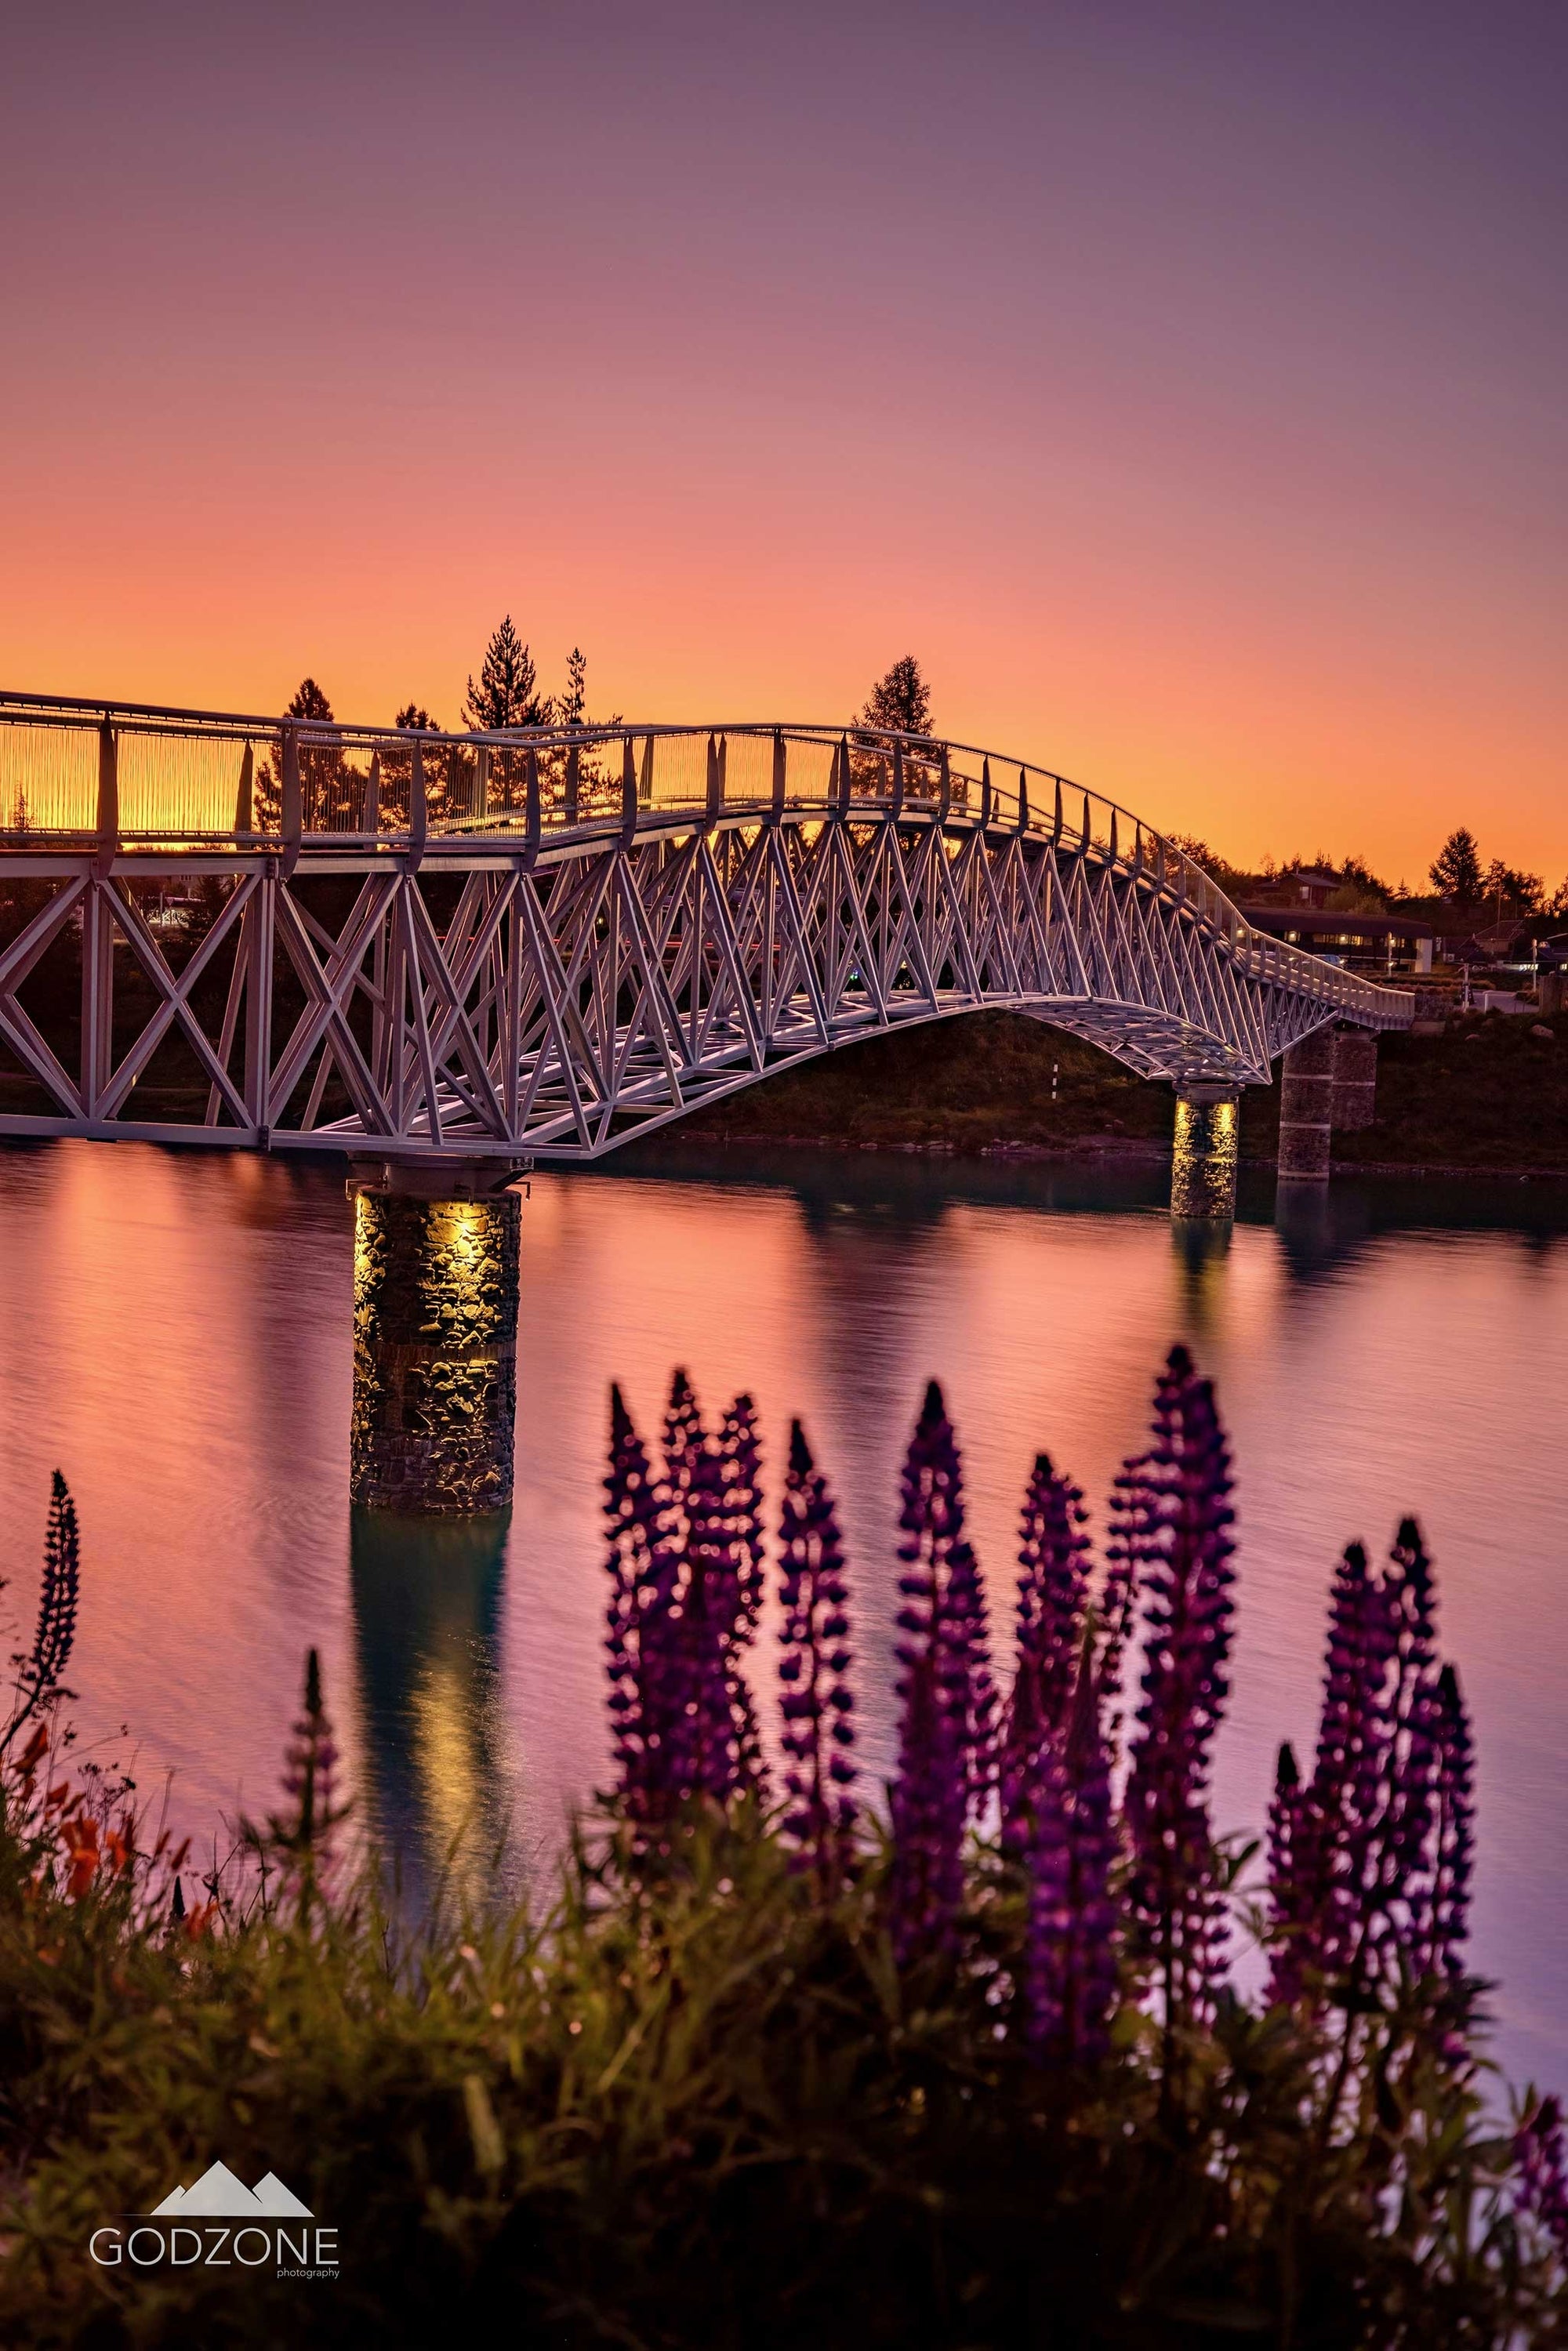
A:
[1331, 1024, 1377, 1130]
[349, 1173, 521, 1513]
[1171, 1084, 1240, 1221]
[1276, 1027, 1336, 1184]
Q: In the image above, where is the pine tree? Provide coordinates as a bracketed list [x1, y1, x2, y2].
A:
[285, 678, 333, 724]
[464, 617, 545, 732]
[555, 649, 619, 738]
[394, 703, 437, 731]
[859, 656, 934, 740]
[260, 680, 342, 832]
[560, 648, 587, 731]
[1429, 827, 1483, 903]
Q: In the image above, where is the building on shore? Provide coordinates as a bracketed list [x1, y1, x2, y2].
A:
[1240, 905, 1436, 975]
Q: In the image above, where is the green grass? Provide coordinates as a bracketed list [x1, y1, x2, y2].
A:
[0, 1783, 1560, 2348]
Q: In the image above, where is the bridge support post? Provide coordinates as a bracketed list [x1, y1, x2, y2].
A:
[347, 1161, 525, 1514]
[1276, 1027, 1336, 1185]
[1331, 1023, 1377, 1130]
[1171, 1083, 1240, 1221]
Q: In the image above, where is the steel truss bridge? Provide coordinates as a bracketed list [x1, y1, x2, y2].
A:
[0, 691, 1413, 1168]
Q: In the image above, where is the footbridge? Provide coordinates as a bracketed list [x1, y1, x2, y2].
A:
[0, 691, 1414, 1177]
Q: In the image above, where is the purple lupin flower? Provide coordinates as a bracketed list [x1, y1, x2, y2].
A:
[604, 1371, 768, 1818]
[603, 1384, 686, 1821]
[1265, 1740, 1315, 2008]
[711, 1393, 769, 1798]
[894, 1381, 994, 1815]
[672, 1433, 745, 1805]
[1014, 1454, 1091, 1735]
[887, 1642, 967, 1967]
[661, 1366, 707, 1536]
[1002, 1454, 1091, 1850]
[1377, 1519, 1441, 1954]
[1514, 2095, 1568, 2263]
[1303, 1520, 1462, 1997]
[1302, 1539, 1398, 1982]
[776, 1420, 858, 1892]
[1018, 1647, 1118, 2064]
[719, 1393, 766, 1638]
[946, 1536, 1000, 1814]
[1117, 1345, 1237, 2030]
[1431, 1661, 1475, 1981]
[887, 1383, 973, 1964]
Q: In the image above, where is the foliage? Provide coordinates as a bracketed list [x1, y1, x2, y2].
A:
[463, 615, 546, 732]
[284, 678, 333, 724]
[2, 1364, 1566, 2347]
[858, 655, 934, 740]
[1480, 859, 1544, 920]
[1432, 826, 1486, 905]
[1163, 833, 1250, 891]
[2, 1472, 80, 1760]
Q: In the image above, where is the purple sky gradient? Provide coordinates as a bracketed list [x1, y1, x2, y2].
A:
[2, 1, 1563, 877]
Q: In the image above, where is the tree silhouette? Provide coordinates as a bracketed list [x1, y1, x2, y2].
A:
[254, 679, 340, 833]
[285, 678, 333, 724]
[1429, 827, 1483, 903]
[464, 617, 545, 732]
[560, 648, 587, 731]
[1480, 858, 1541, 920]
[394, 703, 437, 731]
[859, 655, 934, 739]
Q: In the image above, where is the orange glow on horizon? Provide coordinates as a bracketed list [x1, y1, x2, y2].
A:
[4, 9, 1561, 891]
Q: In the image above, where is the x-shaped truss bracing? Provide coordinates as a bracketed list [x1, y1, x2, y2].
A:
[0, 807, 1414, 1164]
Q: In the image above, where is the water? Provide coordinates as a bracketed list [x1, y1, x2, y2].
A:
[1, 1137, 1564, 2091]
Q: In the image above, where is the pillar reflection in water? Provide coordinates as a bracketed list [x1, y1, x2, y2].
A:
[1170, 1210, 1233, 1330]
[349, 1510, 514, 1897]
[350, 1188, 521, 1513]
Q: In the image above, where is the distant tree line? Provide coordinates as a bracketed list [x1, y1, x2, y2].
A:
[1170, 826, 1566, 927]
[264, 650, 1563, 926]
[270, 619, 616, 746]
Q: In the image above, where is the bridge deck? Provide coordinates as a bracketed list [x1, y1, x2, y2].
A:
[0, 695, 1412, 1163]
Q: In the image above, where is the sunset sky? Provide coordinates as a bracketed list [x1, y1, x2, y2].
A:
[2, 2, 1562, 884]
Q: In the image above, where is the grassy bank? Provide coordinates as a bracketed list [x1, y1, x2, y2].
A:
[660, 1008, 1568, 1177]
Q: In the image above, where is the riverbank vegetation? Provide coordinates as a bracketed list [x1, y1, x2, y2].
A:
[2, 1355, 1566, 2345]
[665, 1006, 1568, 1177]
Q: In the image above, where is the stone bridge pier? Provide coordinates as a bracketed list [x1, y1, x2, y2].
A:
[1276, 1022, 1378, 1195]
[348, 1159, 527, 1514]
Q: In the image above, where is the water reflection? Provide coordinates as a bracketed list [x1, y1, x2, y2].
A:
[0, 1135, 1564, 2092]
[349, 1511, 513, 1900]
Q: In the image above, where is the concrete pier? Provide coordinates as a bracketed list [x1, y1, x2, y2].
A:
[348, 1165, 522, 1513]
[1276, 1028, 1337, 1184]
[1331, 1024, 1377, 1130]
[1171, 1084, 1240, 1221]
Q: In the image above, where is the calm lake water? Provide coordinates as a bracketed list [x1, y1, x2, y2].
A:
[1, 1137, 1565, 2091]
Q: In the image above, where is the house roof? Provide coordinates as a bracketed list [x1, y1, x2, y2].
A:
[1240, 906, 1434, 941]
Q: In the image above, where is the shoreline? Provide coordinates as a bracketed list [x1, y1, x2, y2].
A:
[642, 1130, 1568, 1185]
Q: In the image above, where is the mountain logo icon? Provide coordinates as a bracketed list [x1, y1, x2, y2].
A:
[150, 2161, 313, 2219]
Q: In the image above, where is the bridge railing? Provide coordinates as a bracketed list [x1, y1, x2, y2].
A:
[0, 691, 1410, 1029]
